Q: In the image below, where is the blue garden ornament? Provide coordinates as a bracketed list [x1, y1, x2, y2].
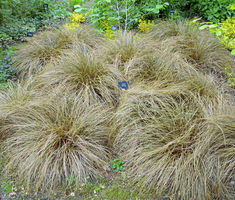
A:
[169, 9, 175, 14]
[111, 26, 118, 31]
[111, 26, 118, 38]
[170, 9, 175, 19]
[43, 4, 49, 9]
[27, 32, 34, 37]
[118, 81, 129, 91]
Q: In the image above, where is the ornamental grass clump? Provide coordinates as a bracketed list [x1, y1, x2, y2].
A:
[14, 25, 103, 78]
[4, 95, 111, 192]
[200, 113, 235, 199]
[36, 51, 123, 106]
[124, 48, 195, 83]
[113, 85, 233, 199]
[0, 80, 42, 139]
[120, 47, 220, 99]
[100, 31, 156, 77]
[147, 20, 233, 74]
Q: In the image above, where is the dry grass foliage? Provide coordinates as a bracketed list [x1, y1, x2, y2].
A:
[13, 25, 103, 78]
[201, 113, 235, 199]
[147, 21, 233, 74]
[113, 86, 233, 199]
[0, 79, 43, 139]
[100, 31, 157, 79]
[4, 95, 111, 191]
[0, 22, 234, 198]
[35, 51, 123, 106]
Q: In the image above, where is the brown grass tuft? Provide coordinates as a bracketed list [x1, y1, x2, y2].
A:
[4, 94, 111, 192]
[147, 20, 233, 74]
[113, 84, 232, 199]
[13, 25, 103, 78]
[100, 31, 157, 78]
[200, 112, 235, 199]
[35, 51, 123, 106]
[0, 79, 43, 139]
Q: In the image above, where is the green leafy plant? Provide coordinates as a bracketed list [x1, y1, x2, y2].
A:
[0, 180, 13, 194]
[0, 46, 17, 89]
[74, 0, 169, 31]
[69, 0, 85, 9]
[199, 17, 235, 55]
[231, 49, 235, 55]
[0, 0, 70, 42]
[66, 173, 77, 186]
[110, 158, 124, 172]
[193, 0, 235, 22]
[225, 65, 235, 88]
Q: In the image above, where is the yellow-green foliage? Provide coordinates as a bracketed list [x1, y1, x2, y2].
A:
[65, 13, 86, 30]
[192, 15, 235, 51]
[99, 20, 119, 39]
[194, 16, 235, 87]
[138, 18, 154, 33]
[225, 65, 235, 88]
[209, 17, 235, 50]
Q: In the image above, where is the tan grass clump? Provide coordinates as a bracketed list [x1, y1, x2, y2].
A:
[100, 31, 156, 77]
[147, 20, 233, 74]
[13, 25, 103, 78]
[199, 112, 235, 199]
[123, 48, 197, 83]
[113, 85, 231, 199]
[35, 51, 123, 106]
[0, 80, 42, 139]
[4, 95, 111, 191]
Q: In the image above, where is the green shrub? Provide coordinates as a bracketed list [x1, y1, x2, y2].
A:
[0, 0, 70, 42]
[0, 46, 16, 89]
[69, 0, 84, 9]
[165, 0, 235, 22]
[193, 0, 235, 22]
[74, 0, 169, 31]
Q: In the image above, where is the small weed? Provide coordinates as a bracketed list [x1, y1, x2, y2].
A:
[110, 158, 124, 172]
[225, 65, 235, 88]
[0, 179, 13, 194]
[78, 177, 107, 198]
[66, 173, 77, 186]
